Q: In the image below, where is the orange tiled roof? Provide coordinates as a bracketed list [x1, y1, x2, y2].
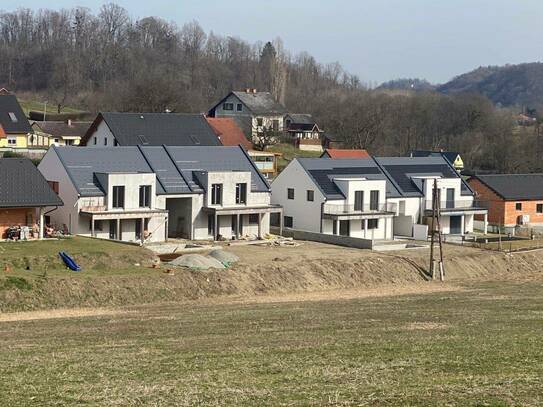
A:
[206, 117, 252, 150]
[0, 124, 6, 138]
[324, 148, 370, 159]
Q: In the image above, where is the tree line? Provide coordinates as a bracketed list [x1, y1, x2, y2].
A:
[0, 4, 538, 173]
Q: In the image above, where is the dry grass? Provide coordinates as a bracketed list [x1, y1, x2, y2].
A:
[1, 279, 542, 405]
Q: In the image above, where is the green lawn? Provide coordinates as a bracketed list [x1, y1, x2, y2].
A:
[267, 143, 322, 171]
[1, 279, 542, 405]
[19, 99, 84, 116]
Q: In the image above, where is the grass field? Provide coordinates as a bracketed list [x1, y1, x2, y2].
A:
[267, 143, 322, 171]
[1, 279, 542, 406]
[18, 99, 84, 116]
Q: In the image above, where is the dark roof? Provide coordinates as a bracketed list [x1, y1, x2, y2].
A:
[285, 113, 320, 131]
[0, 158, 63, 207]
[81, 113, 221, 146]
[0, 95, 32, 134]
[210, 91, 287, 116]
[33, 121, 91, 138]
[411, 150, 460, 165]
[471, 174, 543, 200]
[374, 156, 472, 198]
[297, 158, 398, 200]
[48, 145, 269, 197]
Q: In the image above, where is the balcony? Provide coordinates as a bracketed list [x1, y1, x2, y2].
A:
[323, 202, 397, 217]
[423, 200, 487, 213]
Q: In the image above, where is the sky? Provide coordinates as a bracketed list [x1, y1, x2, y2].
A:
[6, 0, 543, 85]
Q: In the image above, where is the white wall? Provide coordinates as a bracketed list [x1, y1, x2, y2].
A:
[271, 159, 325, 232]
[388, 197, 421, 237]
[104, 173, 156, 210]
[86, 120, 115, 147]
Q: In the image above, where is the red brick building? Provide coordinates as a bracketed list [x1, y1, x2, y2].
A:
[468, 174, 543, 234]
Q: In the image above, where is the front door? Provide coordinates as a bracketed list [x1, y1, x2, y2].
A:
[450, 216, 462, 234]
[339, 220, 350, 236]
[109, 220, 117, 239]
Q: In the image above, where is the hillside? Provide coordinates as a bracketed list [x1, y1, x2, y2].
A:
[377, 78, 435, 92]
[438, 62, 543, 108]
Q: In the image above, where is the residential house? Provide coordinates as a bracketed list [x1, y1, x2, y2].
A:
[80, 112, 221, 147]
[374, 156, 486, 237]
[207, 89, 287, 140]
[0, 94, 32, 152]
[38, 146, 281, 243]
[206, 116, 280, 179]
[30, 120, 91, 147]
[271, 158, 396, 240]
[321, 148, 370, 159]
[411, 150, 464, 172]
[0, 158, 63, 239]
[284, 114, 324, 151]
[468, 174, 543, 234]
[272, 155, 487, 241]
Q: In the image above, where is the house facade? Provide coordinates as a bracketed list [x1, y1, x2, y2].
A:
[284, 114, 324, 152]
[468, 174, 543, 234]
[38, 146, 281, 243]
[271, 158, 395, 240]
[0, 94, 32, 152]
[272, 155, 487, 241]
[80, 112, 221, 147]
[30, 120, 91, 148]
[208, 89, 287, 140]
[0, 158, 63, 239]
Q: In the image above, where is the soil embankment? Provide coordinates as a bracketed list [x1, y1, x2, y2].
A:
[1, 242, 542, 312]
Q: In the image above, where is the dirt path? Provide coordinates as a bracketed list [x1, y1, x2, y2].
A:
[0, 307, 133, 322]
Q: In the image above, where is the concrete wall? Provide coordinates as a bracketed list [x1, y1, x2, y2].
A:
[271, 226, 373, 249]
[103, 173, 156, 210]
[271, 159, 325, 232]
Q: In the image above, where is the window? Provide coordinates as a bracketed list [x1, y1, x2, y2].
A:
[256, 117, 263, 127]
[112, 186, 125, 209]
[516, 202, 522, 211]
[208, 214, 215, 235]
[236, 103, 243, 111]
[284, 216, 293, 228]
[8, 112, 17, 122]
[104, 137, 108, 146]
[47, 181, 59, 194]
[249, 214, 259, 224]
[139, 185, 152, 208]
[137, 135, 149, 145]
[7, 137, 16, 145]
[236, 183, 247, 204]
[287, 188, 294, 200]
[114, 139, 119, 146]
[65, 140, 74, 146]
[54, 138, 60, 145]
[354, 191, 364, 211]
[538, 204, 543, 214]
[272, 119, 279, 132]
[368, 219, 379, 229]
[307, 190, 314, 202]
[223, 102, 234, 111]
[89, 219, 103, 231]
[211, 184, 223, 205]
[93, 137, 97, 145]
[189, 135, 201, 145]
[370, 190, 379, 211]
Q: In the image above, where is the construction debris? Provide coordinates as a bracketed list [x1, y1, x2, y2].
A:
[209, 250, 239, 267]
[169, 254, 225, 270]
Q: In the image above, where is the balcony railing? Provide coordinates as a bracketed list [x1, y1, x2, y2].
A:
[323, 202, 397, 215]
[423, 200, 485, 211]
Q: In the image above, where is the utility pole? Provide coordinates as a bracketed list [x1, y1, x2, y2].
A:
[429, 179, 445, 281]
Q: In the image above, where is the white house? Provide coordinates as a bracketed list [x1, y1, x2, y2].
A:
[271, 155, 487, 241]
[374, 156, 487, 237]
[207, 89, 287, 140]
[38, 145, 281, 243]
[271, 158, 396, 240]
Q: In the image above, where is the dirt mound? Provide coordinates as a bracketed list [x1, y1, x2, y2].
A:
[169, 254, 225, 270]
[2, 242, 543, 312]
[209, 250, 239, 267]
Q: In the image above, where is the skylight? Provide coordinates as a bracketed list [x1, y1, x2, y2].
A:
[189, 135, 200, 145]
[138, 135, 149, 145]
[8, 112, 17, 122]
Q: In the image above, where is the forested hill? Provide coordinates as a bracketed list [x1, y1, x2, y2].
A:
[437, 63, 543, 108]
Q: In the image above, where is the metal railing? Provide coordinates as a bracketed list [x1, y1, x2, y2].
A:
[323, 202, 397, 215]
[423, 200, 485, 211]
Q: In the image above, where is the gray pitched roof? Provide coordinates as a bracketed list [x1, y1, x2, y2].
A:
[0, 158, 63, 207]
[231, 91, 287, 115]
[297, 158, 399, 200]
[49, 145, 269, 197]
[411, 150, 460, 165]
[33, 121, 91, 138]
[0, 95, 32, 134]
[286, 114, 315, 125]
[83, 113, 221, 147]
[374, 156, 473, 198]
[472, 174, 543, 200]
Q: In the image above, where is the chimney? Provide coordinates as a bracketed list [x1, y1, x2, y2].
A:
[252, 88, 257, 94]
[67, 119, 72, 126]
[245, 88, 251, 93]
